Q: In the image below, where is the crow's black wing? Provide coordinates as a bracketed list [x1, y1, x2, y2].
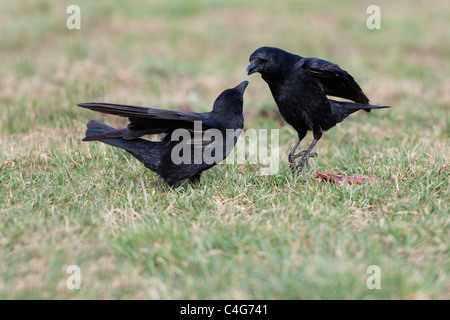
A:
[77, 102, 222, 138]
[301, 58, 370, 104]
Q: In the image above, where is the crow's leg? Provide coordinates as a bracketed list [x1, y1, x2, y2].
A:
[295, 130, 322, 173]
[288, 131, 307, 167]
[288, 140, 301, 166]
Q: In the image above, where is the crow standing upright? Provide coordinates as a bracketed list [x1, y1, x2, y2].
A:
[247, 46, 390, 172]
[78, 81, 248, 188]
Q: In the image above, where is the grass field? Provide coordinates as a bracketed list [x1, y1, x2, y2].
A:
[0, 0, 449, 299]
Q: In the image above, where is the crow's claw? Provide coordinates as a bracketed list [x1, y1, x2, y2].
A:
[295, 150, 318, 172]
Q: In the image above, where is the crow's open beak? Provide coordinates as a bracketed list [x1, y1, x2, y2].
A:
[246, 62, 260, 75]
[235, 80, 249, 95]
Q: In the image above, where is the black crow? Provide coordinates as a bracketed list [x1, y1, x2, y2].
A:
[247, 46, 390, 172]
[78, 81, 249, 188]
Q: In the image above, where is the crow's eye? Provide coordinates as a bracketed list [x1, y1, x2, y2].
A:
[254, 57, 268, 65]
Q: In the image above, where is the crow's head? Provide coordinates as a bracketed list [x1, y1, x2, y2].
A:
[247, 46, 291, 77]
[212, 81, 248, 119]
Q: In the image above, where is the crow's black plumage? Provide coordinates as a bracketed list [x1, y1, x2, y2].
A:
[247, 46, 390, 172]
[78, 81, 248, 188]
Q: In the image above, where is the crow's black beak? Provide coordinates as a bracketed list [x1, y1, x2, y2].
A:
[234, 80, 249, 95]
[246, 62, 260, 75]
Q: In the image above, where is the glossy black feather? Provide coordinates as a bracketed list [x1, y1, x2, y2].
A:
[301, 58, 370, 104]
[77, 102, 221, 136]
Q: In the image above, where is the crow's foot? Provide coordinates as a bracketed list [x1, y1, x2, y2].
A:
[294, 150, 317, 172]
